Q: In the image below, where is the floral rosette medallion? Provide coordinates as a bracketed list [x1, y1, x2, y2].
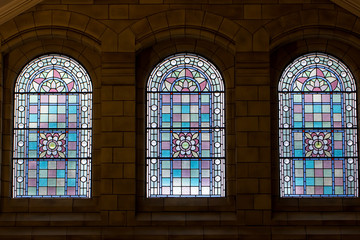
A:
[305, 132, 332, 157]
[39, 133, 66, 158]
[172, 132, 200, 158]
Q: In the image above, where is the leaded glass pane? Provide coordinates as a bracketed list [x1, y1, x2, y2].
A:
[279, 53, 358, 197]
[146, 53, 225, 197]
[13, 54, 92, 198]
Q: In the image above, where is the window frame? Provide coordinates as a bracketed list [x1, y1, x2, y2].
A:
[145, 53, 226, 198]
[278, 52, 358, 198]
[135, 44, 236, 214]
[12, 53, 93, 199]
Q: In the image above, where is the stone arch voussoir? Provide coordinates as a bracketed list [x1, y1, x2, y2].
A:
[0, 10, 114, 53]
[127, 9, 250, 54]
[266, 8, 360, 51]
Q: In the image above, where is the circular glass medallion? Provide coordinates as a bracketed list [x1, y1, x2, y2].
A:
[18, 106, 25, 112]
[301, 60, 307, 66]
[48, 141, 57, 150]
[151, 176, 157, 182]
[17, 176, 24, 183]
[348, 176, 354, 182]
[171, 60, 177, 65]
[197, 61, 203, 67]
[81, 159, 87, 165]
[215, 175, 221, 182]
[77, 72, 83, 78]
[51, 58, 57, 64]
[18, 141, 24, 147]
[346, 105, 352, 111]
[82, 106, 88, 112]
[211, 73, 216, 79]
[156, 71, 162, 77]
[283, 106, 289, 112]
[347, 140, 353, 146]
[151, 105, 157, 111]
[214, 108, 221, 114]
[38, 61, 44, 67]
[82, 141, 87, 147]
[284, 159, 290, 164]
[19, 123, 24, 128]
[348, 158, 354, 164]
[327, 60, 332, 66]
[151, 159, 157, 164]
[341, 72, 347, 77]
[284, 140, 290, 147]
[181, 141, 190, 149]
[151, 122, 157, 128]
[214, 142, 221, 148]
[64, 61, 70, 67]
[314, 57, 320, 63]
[214, 159, 221, 165]
[284, 176, 290, 182]
[287, 72, 293, 78]
[80, 176, 87, 182]
[82, 124, 87, 128]
[17, 159, 24, 165]
[314, 140, 323, 149]
[184, 58, 190, 64]
[24, 72, 30, 78]
[151, 140, 157, 146]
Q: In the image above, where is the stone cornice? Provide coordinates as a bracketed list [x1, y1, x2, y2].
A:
[0, 0, 44, 26]
[331, 0, 360, 17]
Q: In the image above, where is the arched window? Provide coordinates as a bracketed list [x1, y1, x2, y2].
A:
[146, 53, 225, 197]
[13, 54, 92, 198]
[279, 53, 358, 197]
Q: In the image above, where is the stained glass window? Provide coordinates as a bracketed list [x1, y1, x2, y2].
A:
[146, 53, 225, 197]
[279, 53, 358, 197]
[13, 54, 92, 198]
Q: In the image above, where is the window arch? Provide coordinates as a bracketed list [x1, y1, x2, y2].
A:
[146, 53, 225, 197]
[12, 54, 92, 198]
[279, 53, 358, 197]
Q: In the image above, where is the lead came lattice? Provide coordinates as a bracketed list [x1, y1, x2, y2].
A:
[13, 54, 92, 198]
[146, 53, 225, 197]
[279, 53, 358, 197]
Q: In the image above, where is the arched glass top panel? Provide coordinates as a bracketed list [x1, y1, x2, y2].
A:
[15, 54, 92, 93]
[147, 53, 224, 93]
[279, 53, 356, 92]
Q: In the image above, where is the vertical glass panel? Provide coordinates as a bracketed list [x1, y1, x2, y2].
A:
[13, 54, 92, 198]
[279, 53, 358, 197]
[146, 53, 225, 197]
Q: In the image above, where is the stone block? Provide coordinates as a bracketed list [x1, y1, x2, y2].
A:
[244, 5, 261, 19]
[113, 179, 136, 194]
[109, 5, 129, 19]
[101, 132, 123, 147]
[101, 163, 123, 178]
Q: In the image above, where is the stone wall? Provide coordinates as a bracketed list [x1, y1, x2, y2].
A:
[0, 0, 360, 239]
